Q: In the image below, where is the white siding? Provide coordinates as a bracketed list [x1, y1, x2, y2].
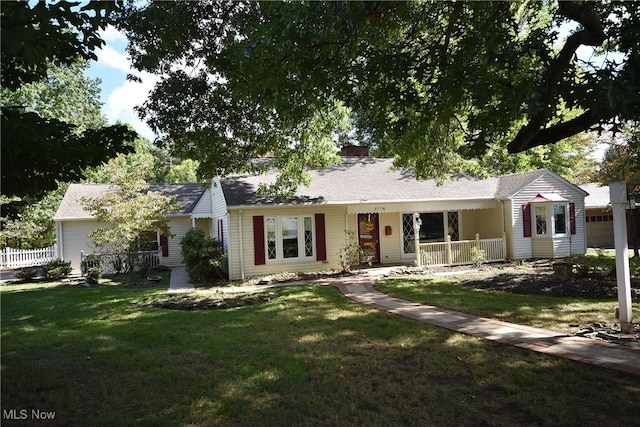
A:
[211, 178, 229, 249]
[509, 172, 587, 260]
[191, 187, 212, 218]
[57, 220, 102, 272]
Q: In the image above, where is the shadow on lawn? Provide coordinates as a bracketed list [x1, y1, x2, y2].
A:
[1, 284, 639, 426]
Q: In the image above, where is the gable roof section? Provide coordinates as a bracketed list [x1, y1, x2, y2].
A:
[495, 169, 588, 199]
[54, 183, 207, 220]
[221, 157, 504, 207]
[580, 183, 610, 208]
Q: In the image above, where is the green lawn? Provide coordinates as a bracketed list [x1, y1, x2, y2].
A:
[1, 274, 639, 426]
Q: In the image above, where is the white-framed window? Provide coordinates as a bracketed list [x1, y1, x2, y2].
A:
[265, 216, 315, 262]
[534, 206, 547, 236]
[553, 204, 567, 235]
[532, 203, 569, 237]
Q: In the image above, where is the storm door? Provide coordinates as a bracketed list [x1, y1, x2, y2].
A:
[358, 213, 380, 264]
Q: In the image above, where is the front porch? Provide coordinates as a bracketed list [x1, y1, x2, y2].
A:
[417, 234, 507, 267]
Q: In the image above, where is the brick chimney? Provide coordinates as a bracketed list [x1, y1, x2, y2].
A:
[340, 146, 369, 157]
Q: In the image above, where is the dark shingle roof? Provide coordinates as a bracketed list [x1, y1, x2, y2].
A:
[54, 183, 207, 220]
[221, 157, 505, 207]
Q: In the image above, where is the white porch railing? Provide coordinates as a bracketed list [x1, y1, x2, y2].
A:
[418, 234, 506, 267]
[0, 245, 57, 269]
[81, 250, 160, 274]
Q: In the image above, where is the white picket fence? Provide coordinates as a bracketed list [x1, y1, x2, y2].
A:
[0, 245, 58, 269]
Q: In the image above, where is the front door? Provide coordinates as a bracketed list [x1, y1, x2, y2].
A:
[358, 213, 380, 264]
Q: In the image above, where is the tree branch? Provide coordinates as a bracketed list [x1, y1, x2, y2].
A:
[510, 110, 601, 153]
[507, 1, 606, 153]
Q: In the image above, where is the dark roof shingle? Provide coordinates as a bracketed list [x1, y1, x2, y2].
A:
[54, 183, 207, 220]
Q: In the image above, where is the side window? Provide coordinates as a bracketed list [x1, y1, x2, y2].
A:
[266, 217, 277, 260]
[554, 205, 567, 234]
[534, 206, 547, 236]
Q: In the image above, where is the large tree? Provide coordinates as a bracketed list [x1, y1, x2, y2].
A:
[118, 1, 639, 192]
[1, 0, 135, 199]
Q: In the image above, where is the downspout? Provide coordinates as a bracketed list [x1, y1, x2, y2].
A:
[238, 209, 245, 280]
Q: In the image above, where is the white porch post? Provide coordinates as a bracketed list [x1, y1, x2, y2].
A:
[413, 213, 421, 266]
[609, 182, 633, 333]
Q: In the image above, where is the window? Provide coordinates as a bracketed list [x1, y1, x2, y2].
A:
[402, 211, 458, 254]
[266, 218, 277, 260]
[264, 216, 314, 261]
[554, 205, 567, 234]
[282, 217, 299, 259]
[535, 206, 547, 235]
[138, 231, 159, 251]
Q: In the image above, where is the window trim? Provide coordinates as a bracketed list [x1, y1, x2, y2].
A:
[531, 202, 570, 238]
[264, 215, 315, 263]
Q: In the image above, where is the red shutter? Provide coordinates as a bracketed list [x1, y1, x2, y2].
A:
[253, 216, 265, 265]
[315, 213, 327, 261]
[523, 204, 532, 237]
[569, 202, 576, 235]
[160, 235, 169, 257]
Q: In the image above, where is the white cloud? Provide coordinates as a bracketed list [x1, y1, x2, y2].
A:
[105, 72, 161, 140]
[98, 25, 128, 44]
[90, 25, 162, 141]
[96, 44, 133, 74]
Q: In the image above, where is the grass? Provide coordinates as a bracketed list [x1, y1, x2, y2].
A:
[1, 271, 639, 426]
[376, 254, 640, 334]
[376, 276, 640, 334]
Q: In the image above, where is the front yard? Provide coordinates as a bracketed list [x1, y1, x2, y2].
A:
[1, 258, 639, 426]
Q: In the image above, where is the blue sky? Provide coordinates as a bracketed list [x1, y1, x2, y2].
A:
[84, 26, 159, 141]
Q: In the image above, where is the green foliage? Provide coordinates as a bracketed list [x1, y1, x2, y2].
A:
[84, 134, 202, 184]
[85, 267, 102, 285]
[470, 247, 487, 268]
[14, 267, 40, 282]
[337, 230, 363, 273]
[118, 1, 639, 193]
[42, 259, 72, 280]
[180, 227, 226, 283]
[81, 155, 180, 266]
[0, 183, 67, 249]
[1, 1, 135, 199]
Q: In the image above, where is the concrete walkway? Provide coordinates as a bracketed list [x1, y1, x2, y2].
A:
[167, 266, 195, 293]
[168, 267, 640, 376]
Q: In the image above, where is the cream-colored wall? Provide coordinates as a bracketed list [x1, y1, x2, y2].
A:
[228, 205, 348, 280]
[460, 207, 504, 240]
[378, 212, 402, 264]
[162, 216, 192, 267]
[194, 218, 210, 235]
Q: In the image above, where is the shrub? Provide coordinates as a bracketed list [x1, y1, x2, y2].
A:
[85, 267, 101, 285]
[470, 246, 486, 267]
[14, 267, 41, 282]
[180, 227, 226, 283]
[338, 230, 363, 272]
[42, 259, 72, 280]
